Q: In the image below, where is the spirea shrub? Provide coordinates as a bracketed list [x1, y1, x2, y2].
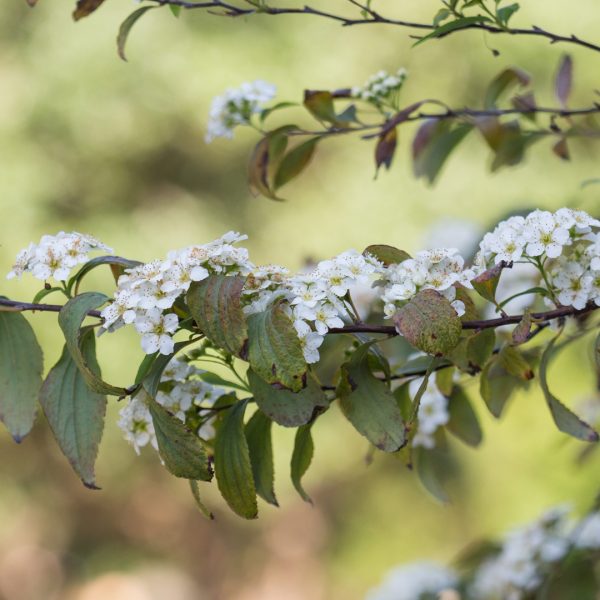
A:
[1, 206, 599, 520]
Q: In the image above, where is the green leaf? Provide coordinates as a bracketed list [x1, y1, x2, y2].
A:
[273, 138, 319, 191]
[539, 336, 598, 442]
[58, 292, 127, 396]
[337, 343, 405, 452]
[69, 256, 141, 295]
[484, 67, 530, 109]
[214, 400, 258, 519]
[413, 15, 491, 47]
[471, 261, 508, 303]
[466, 329, 496, 371]
[187, 275, 248, 357]
[499, 345, 534, 381]
[139, 341, 193, 398]
[479, 356, 522, 417]
[198, 371, 247, 392]
[414, 445, 450, 503]
[169, 4, 182, 17]
[73, 0, 106, 20]
[148, 396, 212, 480]
[496, 2, 519, 27]
[245, 409, 277, 506]
[189, 480, 214, 520]
[260, 102, 298, 124]
[393, 289, 462, 356]
[433, 8, 451, 26]
[446, 386, 482, 447]
[303, 90, 338, 124]
[412, 121, 473, 184]
[117, 6, 156, 61]
[0, 311, 43, 442]
[435, 366, 455, 396]
[39, 334, 106, 488]
[291, 423, 314, 503]
[363, 244, 410, 266]
[247, 126, 298, 201]
[246, 304, 307, 392]
[248, 369, 327, 427]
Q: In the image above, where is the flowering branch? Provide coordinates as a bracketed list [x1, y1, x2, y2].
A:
[150, 0, 600, 55]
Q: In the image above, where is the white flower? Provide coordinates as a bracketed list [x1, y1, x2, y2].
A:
[134, 309, 179, 355]
[352, 67, 408, 107]
[550, 260, 592, 309]
[295, 302, 344, 335]
[366, 561, 457, 600]
[6, 232, 112, 282]
[410, 379, 449, 441]
[523, 210, 570, 258]
[297, 328, 324, 364]
[205, 80, 276, 143]
[118, 393, 157, 455]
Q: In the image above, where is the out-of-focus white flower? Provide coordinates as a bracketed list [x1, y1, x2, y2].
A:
[118, 393, 157, 455]
[205, 80, 276, 142]
[366, 561, 457, 600]
[409, 379, 449, 449]
[573, 512, 600, 549]
[351, 67, 408, 107]
[470, 505, 571, 599]
[6, 232, 112, 281]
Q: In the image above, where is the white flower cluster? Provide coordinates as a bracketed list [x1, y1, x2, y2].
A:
[370, 505, 600, 600]
[6, 232, 112, 282]
[118, 358, 227, 454]
[100, 232, 252, 355]
[366, 561, 458, 600]
[351, 68, 408, 106]
[471, 506, 571, 600]
[205, 80, 276, 143]
[477, 208, 600, 310]
[243, 250, 383, 364]
[410, 379, 450, 449]
[380, 248, 475, 319]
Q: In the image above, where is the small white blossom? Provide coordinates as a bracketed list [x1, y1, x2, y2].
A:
[205, 80, 276, 142]
[134, 309, 179, 355]
[118, 393, 157, 455]
[351, 67, 408, 107]
[6, 232, 112, 282]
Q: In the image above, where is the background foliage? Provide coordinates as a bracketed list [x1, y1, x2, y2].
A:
[1, 1, 600, 598]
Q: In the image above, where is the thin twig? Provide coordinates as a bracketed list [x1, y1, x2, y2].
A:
[1, 297, 597, 334]
[151, 0, 600, 55]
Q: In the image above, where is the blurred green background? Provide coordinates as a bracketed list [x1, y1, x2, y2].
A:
[1, 1, 600, 598]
